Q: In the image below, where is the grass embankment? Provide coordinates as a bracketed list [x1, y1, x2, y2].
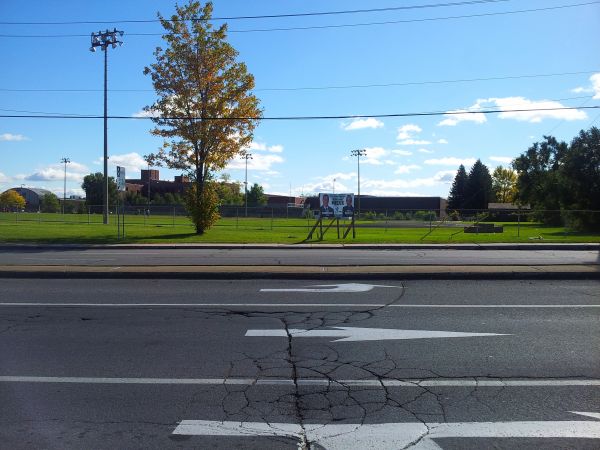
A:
[1, 212, 599, 244]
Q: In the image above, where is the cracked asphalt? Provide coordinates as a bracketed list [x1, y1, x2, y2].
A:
[1, 278, 599, 449]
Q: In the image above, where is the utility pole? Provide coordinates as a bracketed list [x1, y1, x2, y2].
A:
[60, 157, 70, 215]
[333, 178, 336, 194]
[351, 149, 366, 219]
[244, 152, 253, 217]
[90, 28, 123, 224]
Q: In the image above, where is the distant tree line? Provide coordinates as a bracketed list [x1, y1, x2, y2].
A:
[447, 126, 599, 230]
[81, 172, 267, 209]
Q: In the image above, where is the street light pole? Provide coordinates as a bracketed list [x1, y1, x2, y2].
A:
[60, 157, 70, 215]
[244, 152, 253, 217]
[333, 178, 336, 194]
[90, 28, 123, 224]
[351, 149, 366, 219]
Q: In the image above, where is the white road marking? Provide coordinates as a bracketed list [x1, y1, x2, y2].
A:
[0, 303, 598, 308]
[1, 376, 599, 387]
[245, 326, 509, 342]
[260, 283, 399, 293]
[172, 412, 600, 449]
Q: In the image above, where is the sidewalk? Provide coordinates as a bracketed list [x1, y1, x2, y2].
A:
[1, 264, 598, 280]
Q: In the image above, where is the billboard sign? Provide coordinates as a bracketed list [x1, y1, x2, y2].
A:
[319, 193, 354, 218]
[116, 166, 126, 192]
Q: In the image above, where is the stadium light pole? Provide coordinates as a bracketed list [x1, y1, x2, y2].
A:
[244, 152, 253, 217]
[351, 149, 366, 219]
[90, 28, 123, 224]
[60, 157, 71, 215]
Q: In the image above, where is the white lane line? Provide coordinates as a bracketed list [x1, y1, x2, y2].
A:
[245, 327, 509, 342]
[260, 283, 399, 293]
[0, 303, 385, 307]
[1, 376, 599, 387]
[172, 414, 600, 448]
[0, 303, 599, 308]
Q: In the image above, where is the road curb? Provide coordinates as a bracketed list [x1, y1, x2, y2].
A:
[1, 265, 598, 280]
[0, 243, 598, 251]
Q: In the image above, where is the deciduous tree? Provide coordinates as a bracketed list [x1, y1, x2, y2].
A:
[491, 166, 517, 204]
[40, 192, 60, 213]
[0, 189, 26, 211]
[144, 1, 262, 234]
[247, 183, 266, 206]
[82, 173, 117, 213]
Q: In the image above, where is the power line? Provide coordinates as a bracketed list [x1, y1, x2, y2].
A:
[0, 71, 597, 93]
[0, 106, 597, 121]
[0, 96, 593, 118]
[0, 0, 511, 25]
[0, 2, 596, 37]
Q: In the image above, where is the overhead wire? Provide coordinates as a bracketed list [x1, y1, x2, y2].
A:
[0, 106, 597, 121]
[0, 2, 597, 37]
[0, 0, 511, 25]
[0, 71, 597, 93]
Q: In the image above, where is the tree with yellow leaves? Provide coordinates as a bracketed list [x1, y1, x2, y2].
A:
[0, 190, 26, 211]
[143, 1, 262, 234]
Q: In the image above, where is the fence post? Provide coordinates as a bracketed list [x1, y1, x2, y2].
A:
[429, 210, 432, 232]
[173, 206, 175, 227]
[271, 207, 274, 231]
[236, 208, 239, 230]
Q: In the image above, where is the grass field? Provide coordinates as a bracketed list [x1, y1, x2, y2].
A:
[1, 212, 599, 244]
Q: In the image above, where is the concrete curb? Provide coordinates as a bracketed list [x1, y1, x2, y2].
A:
[0, 243, 599, 251]
[1, 264, 598, 280]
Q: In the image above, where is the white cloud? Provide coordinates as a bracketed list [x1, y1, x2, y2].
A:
[0, 133, 29, 142]
[133, 109, 160, 118]
[96, 152, 147, 173]
[391, 149, 413, 156]
[397, 139, 432, 145]
[394, 164, 421, 174]
[362, 147, 388, 165]
[24, 161, 90, 183]
[424, 157, 476, 166]
[438, 100, 487, 126]
[396, 124, 422, 140]
[248, 142, 284, 153]
[362, 170, 455, 190]
[418, 148, 434, 154]
[227, 153, 284, 171]
[490, 96, 587, 122]
[0, 172, 10, 183]
[437, 139, 448, 144]
[440, 96, 588, 125]
[489, 156, 514, 164]
[591, 73, 600, 99]
[302, 180, 351, 194]
[571, 87, 592, 94]
[342, 118, 384, 131]
[571, 73, 600, 99]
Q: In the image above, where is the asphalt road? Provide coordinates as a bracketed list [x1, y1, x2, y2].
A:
[1, 279, 599, 449]
[0, 248, 599, 266]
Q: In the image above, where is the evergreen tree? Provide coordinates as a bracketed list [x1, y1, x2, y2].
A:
[447, 165, 468, 211]
[464, 159, 494, 211]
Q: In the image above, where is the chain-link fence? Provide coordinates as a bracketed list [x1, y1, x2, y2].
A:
[1, 205, 599, 239]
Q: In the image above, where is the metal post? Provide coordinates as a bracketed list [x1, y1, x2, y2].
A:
[90, 29, 123, 225]
[351, 149, 366, 220]
[61, 157, 70, 217]
[103, 47, 108, 224]
[244, 152, 252, 217]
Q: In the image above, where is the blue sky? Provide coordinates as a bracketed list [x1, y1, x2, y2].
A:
[1, 0, 599, 198]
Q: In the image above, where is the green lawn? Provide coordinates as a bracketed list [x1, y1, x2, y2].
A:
[1, 212, 599, 244]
